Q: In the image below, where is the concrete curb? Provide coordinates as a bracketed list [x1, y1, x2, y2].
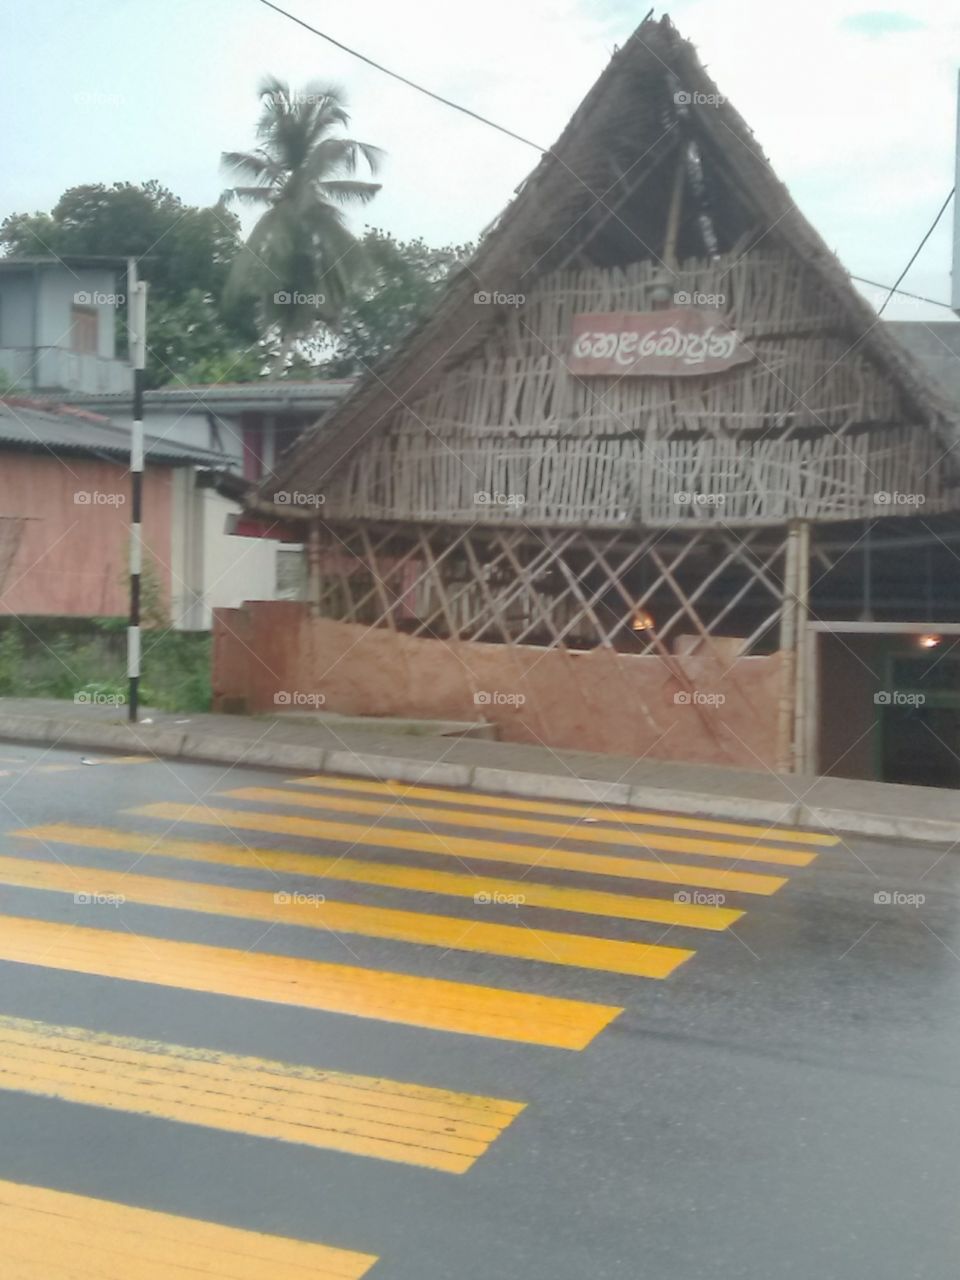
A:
[0, 712, 956, 846]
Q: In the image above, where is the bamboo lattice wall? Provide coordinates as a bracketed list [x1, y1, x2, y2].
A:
[321, 425, 949, 528]
[316, 251, 953, 530]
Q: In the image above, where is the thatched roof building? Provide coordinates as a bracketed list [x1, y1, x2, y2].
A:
[223, 14, 960, 782]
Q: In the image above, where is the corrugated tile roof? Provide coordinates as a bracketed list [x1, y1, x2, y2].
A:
[0, 398, 231, 466]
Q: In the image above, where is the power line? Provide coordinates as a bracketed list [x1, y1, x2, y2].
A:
[255, 0, 547, 153]
[850, 275, 956, 312]
[876, 188, 956, 317]
[256, 0, 960, 324]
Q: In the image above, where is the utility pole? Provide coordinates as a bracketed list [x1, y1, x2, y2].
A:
[953, 69, 960, 315]
[127, 262, 148, 722]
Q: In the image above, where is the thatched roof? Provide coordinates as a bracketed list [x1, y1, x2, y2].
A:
[264, 12, 957, 507]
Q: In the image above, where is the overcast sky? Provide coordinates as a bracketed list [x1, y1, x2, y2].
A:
[2, 0, 958, 321]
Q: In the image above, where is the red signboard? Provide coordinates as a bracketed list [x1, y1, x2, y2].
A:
[569, 307, 753, 377]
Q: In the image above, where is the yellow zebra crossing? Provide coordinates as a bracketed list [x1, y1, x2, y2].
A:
[0, 852, 694, 978]
[0, 1014, 523, 1173]
[0, 1178, 377, 1278]
[290, 772, 839, 847]
[0, 913, 618, 1049]
[19, 823, 745, 930]
[131, 801, 789, 894]
[222, 784, 818, 866]
[0, 770, 829, 1272]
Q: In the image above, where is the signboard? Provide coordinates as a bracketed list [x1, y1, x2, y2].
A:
[569, 307, 753, 377]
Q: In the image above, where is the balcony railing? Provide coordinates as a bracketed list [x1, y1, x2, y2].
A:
[0, 346, 134, 396]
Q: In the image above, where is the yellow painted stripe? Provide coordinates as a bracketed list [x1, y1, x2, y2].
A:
[224, 786, 816, 868]
[0, 1178, 376, 1278]
[27, 756, 151, 775]
[0, 1015, 522, 1174]
[0, 855, 693, 979]
[17, 824, 745, 931]
[0, 915, 619, 1049]
[87, 754, 154, 766]
[135, 801, 787, 896]
[295, 773, 839, 847]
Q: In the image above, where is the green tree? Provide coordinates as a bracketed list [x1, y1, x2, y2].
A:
[321, 229, 474, 375]
[223, 77, 382, 374]
[0, 182, 265, 387]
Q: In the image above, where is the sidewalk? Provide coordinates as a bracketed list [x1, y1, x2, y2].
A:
[0, 697, 958, 846]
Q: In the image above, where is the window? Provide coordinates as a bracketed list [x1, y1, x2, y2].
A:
[275, 547, 306, 600]
[69, 305, 98, 354]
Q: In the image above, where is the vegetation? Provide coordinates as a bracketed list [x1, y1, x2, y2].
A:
[0, 623, 211, 713]
[0, 181, 263, 387]
[322, 229, 474, 376]
[223, 78, 382, 375]
[0, 78, 472, 384]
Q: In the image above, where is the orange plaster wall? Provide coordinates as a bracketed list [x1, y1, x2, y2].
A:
[213, 602, 783, 767]
[0, 454, 173, 616]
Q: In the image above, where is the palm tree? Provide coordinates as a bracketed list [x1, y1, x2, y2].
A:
[223, 77, 382, 374]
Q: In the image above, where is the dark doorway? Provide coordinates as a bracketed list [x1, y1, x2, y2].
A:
[880, 649, 960, 788]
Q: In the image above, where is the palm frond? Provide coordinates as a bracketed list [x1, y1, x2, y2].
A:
[226, 75, 383, 339]
[302, 138, 385, 183]
[318, 180, 382, 206]
[223, 186, 277, 206]
[221, 149, 271, 179]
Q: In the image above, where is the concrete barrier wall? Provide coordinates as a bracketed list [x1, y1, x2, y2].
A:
[213, 602, 782, 767]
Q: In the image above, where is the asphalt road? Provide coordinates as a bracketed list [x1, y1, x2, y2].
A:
[0, 742, 957, 1279]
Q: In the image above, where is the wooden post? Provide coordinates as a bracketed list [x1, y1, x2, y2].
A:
[792, 521, 811, 774]
[359, 525, 397, 632]
[306, 522, 322, 619]
[662, 149, 686, 267]
[776, 523, 800, 773]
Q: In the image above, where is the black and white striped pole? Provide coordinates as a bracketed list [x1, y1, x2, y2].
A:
[127, 269, 148, 722]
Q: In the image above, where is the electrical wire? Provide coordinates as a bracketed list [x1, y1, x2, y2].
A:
[255, 0, 548, 153]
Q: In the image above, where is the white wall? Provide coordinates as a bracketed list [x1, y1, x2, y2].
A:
[168, 477, 298, 630]
[202, 488, 290, 621]
[0, 272, 34, 346]
[144, 409, 245, 469]
[38, 266, 120, 356]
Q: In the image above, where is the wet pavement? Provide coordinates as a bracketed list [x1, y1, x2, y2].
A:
[0, 743, 957, 1279]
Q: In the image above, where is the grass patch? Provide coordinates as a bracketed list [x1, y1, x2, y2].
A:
[0, 622, 212, 713]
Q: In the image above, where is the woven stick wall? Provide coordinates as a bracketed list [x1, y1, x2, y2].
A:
[314, 251, 954, 530]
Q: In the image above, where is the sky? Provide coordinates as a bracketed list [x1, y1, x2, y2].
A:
[1, 0, 958, 322]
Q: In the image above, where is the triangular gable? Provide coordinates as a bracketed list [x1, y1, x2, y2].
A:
[266, 13, 957, 503]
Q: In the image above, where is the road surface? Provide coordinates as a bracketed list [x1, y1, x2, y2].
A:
[0, 743, 957, 1279]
